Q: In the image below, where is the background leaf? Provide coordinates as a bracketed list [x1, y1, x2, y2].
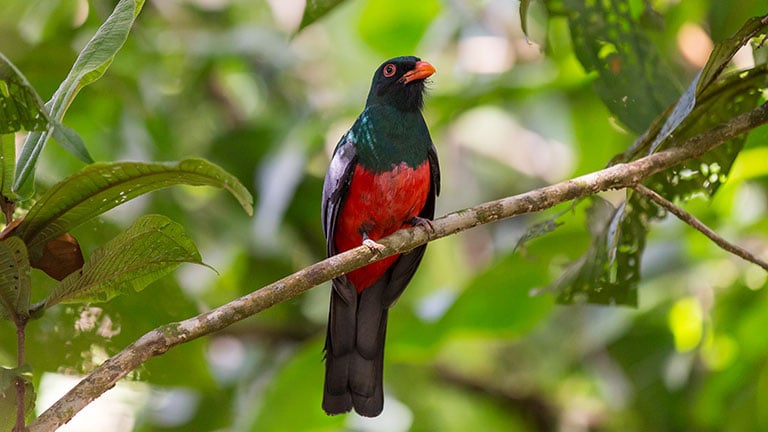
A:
[44, 215, 204, 307]
[298, 0, 348, 31]
[246, 338, 345, 431]
[14, 159, 253, 261]
[358, 0, 440, 56]
[435, 251, 555, 337]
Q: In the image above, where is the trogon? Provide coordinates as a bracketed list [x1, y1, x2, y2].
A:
[321, 56, 440, 417]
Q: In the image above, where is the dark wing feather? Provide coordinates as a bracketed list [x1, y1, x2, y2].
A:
[322, 134, 362, 415]
[322, 134, 358, 257]
[428, 141, 441, 196]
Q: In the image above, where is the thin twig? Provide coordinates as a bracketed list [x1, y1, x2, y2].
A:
[633, 184, 768, 271]
[28, 102, 768, 431]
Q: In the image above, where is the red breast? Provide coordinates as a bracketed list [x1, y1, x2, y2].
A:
[334, 160, 432, 291]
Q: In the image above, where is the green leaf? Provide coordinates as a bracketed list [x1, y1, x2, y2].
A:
[13, 0, 146, 197]
[298, 0, 347, 31]
[0, 134, 15, 199]
[563, 0, 681, 133]
[0, 365, 34, 430]
[15, 159, 254, 261]
[51, 122, 93, 164]
[0, 237, 31, 322]
[44, 215, 205, 307]
[0, 52, 49, 134]
[520, 0, 533, 39]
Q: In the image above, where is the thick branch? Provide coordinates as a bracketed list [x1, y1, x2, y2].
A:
[29, 102, 768, 431]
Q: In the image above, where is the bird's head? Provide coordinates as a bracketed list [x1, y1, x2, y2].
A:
[365, 56, 436, 112]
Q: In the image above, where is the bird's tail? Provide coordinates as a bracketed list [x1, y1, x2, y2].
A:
[323, 280, 388, 417]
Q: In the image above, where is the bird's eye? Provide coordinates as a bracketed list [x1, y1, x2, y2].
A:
[383, 64, 397, 77]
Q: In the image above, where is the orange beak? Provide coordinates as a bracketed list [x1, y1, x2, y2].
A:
[399, 61, 436, 84]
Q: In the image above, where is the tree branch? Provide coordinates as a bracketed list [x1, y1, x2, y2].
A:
[633, 184, 768, 271]
[29, 101, 768, 431]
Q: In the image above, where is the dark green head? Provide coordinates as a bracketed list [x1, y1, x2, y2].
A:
[365, 56, 436, 112]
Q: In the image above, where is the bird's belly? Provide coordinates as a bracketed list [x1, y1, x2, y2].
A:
[334, 161, 431, 291]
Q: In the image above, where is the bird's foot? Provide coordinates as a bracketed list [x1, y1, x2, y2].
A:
[410, 216, 435, 232]
[362, 235, 386, 254]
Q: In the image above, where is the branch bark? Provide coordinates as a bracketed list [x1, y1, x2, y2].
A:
[29, 101, 768, 431]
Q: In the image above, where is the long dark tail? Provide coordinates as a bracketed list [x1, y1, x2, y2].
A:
[323, 278, 388, 417]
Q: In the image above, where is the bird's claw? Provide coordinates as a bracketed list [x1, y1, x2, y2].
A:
[362, 238, 386, 254]
[410, 216, 435, 232]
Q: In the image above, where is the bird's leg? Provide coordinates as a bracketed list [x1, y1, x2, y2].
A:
[362, 232, 386, 253]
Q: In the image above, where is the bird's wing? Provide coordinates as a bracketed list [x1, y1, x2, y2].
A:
[322, 134, 368, 415]
[428, 141, 441, 197]
[321, 134, 358, 257]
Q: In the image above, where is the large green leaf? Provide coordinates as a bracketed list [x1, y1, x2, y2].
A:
[0, 237, 31, 322]
[0, 52, 49, 134]
[13, 0, 146, 197]
[298, 0, 348, 31]
[562, 0, 681, 133]
[44, 215, 204, 307]
[15, 159, 254, 261]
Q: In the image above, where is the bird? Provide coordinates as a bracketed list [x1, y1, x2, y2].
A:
[320, 56, 440, 417]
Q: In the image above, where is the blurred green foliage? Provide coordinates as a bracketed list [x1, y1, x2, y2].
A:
[1, 0, 768, 431]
